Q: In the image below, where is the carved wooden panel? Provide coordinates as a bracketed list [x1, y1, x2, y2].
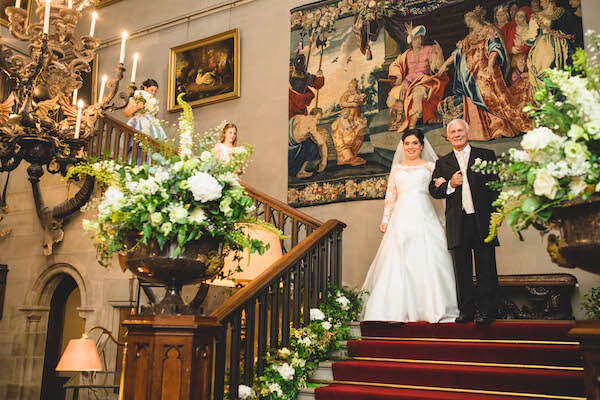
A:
[161, 345, 183, 400]
[133, 343, 150, 400]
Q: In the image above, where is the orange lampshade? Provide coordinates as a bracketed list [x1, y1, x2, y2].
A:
[211, 226, 283, 287]
[55, 337, 103, 372]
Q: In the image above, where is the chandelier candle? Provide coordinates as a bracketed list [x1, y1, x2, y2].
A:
[74, 100, 84, 139]
[119, 31, 127, 63]
[89, 12, 97, 36]
[98, 75, 107, 103]
[68, 0, 72, 8]
[14, 0, 20, 9]
[131, 53, 138, 83]
[72, 88, 78, 106]
[43, 0, 51, 34]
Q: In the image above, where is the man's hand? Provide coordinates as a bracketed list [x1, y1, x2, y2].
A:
[316, 69, 324, 78]
[434, 177, 446, 188]
[379, 223, 387, 233]
[450, 171, 463, 188]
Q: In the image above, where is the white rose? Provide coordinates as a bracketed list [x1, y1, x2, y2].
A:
[278, 348, 291, 359]
[322, 321, 332, 330]
[521, 127, 562, 151]
[336, 296, 350, 310]
[173, 161, 184, 172]
[150, 212, 163, 226]
[200, 151, 212, 162]
[569, 176, 588, 197]
[159, 222, 173, 235]
[310, 308, 325, 321]
[268, 383, 283, 396]
[189, 208, 206, 224]
[273, 363, 295, 381]
[567, 124, 586, 140]
[186, 172, 223, 203]
[168, 204, 188, 223]
[564, 141, 588, 163]
[533, 170, 559, 199]
[585, 120, 600, 139]
[238, 385, 254, 399]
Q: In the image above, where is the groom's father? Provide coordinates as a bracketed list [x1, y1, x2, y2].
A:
[429, 119, 499, 326]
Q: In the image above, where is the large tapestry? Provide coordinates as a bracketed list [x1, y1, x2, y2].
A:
[288, 0, 584, 207]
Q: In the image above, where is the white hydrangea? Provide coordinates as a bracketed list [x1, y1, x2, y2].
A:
[186, 172, 222, 202]
[291, 357, 306, 368]
[521, 127, 563, 152]
[238, 385, 254, 399]
[299, 336, 312, 346]
[189, 208, 206, 224]
[310, 308, 325, 321]
[336, 296, 350, 310]
[154, 168, 170, 184]
[268, 383, 283, 396]
[322, 321, 332, 330]
[273, 363, 295, 381]
[103, 186, 124, 206]
[138, 177, 160, 195]
[168, 204, 188, 223]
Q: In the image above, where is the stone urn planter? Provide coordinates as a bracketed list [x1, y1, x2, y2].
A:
[120, 233, 225, 315]
[546, 193, 600, 274]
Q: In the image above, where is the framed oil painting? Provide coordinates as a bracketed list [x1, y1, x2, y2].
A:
[168, 28, 240, 112]
[1, 0, 31, 28]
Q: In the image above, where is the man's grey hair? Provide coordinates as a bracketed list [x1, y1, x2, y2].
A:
[447, 118, 469, 134]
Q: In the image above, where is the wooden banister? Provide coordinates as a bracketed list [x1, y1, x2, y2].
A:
[211, 219, 345, 322]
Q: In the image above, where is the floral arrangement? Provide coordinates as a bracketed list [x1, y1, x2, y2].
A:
[233, 285, 364, 400]
[472, 31, 600, 241]
[356, 0, 396, 21]
[133, 89, 159, 115]
[66, 95, 277, 267]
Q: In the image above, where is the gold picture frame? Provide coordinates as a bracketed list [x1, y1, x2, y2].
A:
[168, 28, 240, 112]
[1, 0, 32, 28]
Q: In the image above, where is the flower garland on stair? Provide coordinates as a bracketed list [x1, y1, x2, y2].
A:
[233, 285, 364, 400]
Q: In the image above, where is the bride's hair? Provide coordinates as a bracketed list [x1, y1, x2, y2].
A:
[402, 128, 424, 146]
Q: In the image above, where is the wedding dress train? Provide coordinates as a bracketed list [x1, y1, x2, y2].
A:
[361, 163, 459, 323]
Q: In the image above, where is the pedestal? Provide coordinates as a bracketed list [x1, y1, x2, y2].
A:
[570, 321, 600, 400]
[122, 315, 222, 400]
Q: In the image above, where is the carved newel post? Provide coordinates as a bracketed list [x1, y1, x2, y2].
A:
[122, 315, 222, 400]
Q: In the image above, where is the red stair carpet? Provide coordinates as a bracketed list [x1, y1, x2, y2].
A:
[315, 321, 584, 400]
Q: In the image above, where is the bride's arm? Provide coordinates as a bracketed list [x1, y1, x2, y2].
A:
[380, 170, 398, 232]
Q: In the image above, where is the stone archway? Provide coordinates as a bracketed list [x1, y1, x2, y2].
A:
[8, 261, 95, 400]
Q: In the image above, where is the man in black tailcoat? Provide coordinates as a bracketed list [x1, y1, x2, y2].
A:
[429, 119, 500, 326]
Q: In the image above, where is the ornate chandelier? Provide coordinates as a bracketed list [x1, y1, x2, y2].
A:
[0, 0, 132, 254]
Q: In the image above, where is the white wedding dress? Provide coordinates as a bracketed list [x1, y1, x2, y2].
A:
[361, 162, 459, 323]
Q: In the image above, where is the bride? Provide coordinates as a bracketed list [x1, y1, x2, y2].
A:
[361, 129, 459, 323]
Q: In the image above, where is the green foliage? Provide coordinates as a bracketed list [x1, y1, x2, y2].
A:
[583, 287, 600, 320]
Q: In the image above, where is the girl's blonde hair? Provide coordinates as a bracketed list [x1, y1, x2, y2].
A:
[220, 123, 238, 145]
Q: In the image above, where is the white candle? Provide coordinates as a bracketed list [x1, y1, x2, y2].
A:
[72, 88, 78, 105]
[67, 0, 72, 8]
[98, 74, 107, 103]
[131, 53, 139, 83]
[119, 30, 127, 63]
[89, 11, 97, 37]
[74, 100, 83, 139]
[15, 0, 21, 8]
[43, 0, 51, 35]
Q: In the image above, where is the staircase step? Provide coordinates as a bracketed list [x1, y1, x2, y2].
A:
[315, 383, 585, 400]
[360, 321, 577, 342]
[347, 340, 582, 367]
[329, 360, 584, 396]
